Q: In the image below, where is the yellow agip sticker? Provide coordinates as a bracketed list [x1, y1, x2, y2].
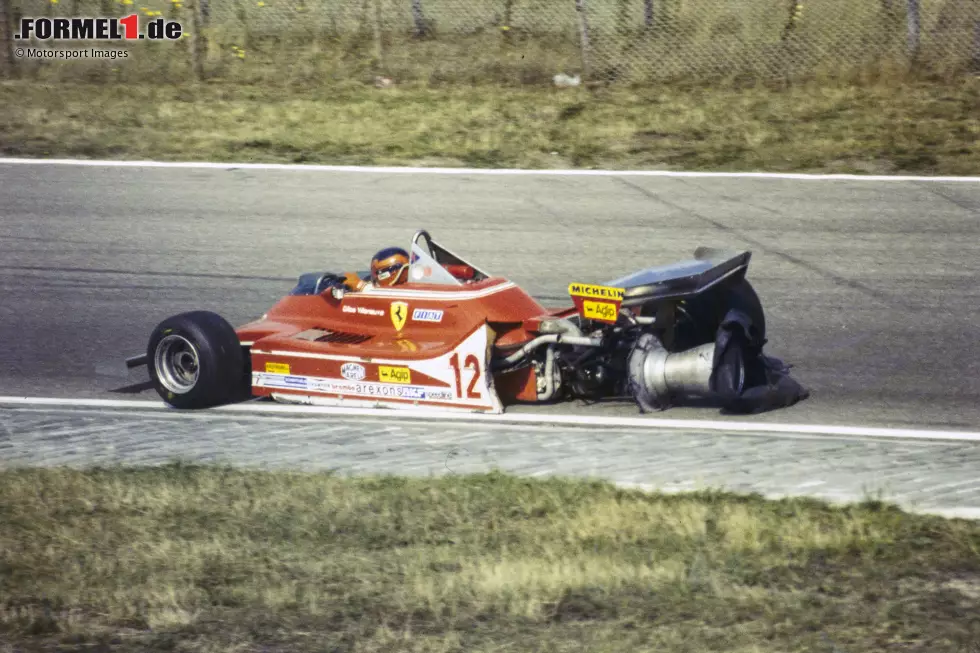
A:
[568, 283, 625, 300]
[265, 362, 290, 374]
[379, 365, 411, 384]
[582, 300, 618, 322]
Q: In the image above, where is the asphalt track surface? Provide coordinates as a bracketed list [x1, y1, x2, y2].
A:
[2, 161, 979, 430]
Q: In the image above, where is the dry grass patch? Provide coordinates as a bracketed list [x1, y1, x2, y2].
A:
[1, 74, 978, 174]
[1, 464, 979, 651]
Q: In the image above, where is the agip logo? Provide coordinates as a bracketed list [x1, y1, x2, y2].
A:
[15, 15, 183, 41]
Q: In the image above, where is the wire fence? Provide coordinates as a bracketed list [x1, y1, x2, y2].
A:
[3, 0, 980, 84]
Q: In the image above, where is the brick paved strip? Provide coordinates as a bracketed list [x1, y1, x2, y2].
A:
[2, 406, 980, 520]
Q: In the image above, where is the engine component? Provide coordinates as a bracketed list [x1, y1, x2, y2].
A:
[533, 346, 564, 401]
[627, 331, 746, 411]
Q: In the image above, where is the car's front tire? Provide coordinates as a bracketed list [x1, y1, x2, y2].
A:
[147, 310, 247, 409]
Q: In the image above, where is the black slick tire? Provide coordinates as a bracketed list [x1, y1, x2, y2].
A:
[146, 310, 248, 409]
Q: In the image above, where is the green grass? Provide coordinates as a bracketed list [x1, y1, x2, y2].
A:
[1, 464, 979, 652]
[2, 74, 980, 173]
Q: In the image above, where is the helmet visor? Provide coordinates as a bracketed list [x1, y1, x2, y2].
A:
[374, 263, 404, 282]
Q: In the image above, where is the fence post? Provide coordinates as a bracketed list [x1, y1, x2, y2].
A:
[972, 20, 980, 72]
[372, 0, 385, 71]
[0, 0, 14, 79]
[411, 0, 428, 38]
[906, 0, 920, 60]
[643, 0, 653, 29]
[187, 0, 206, 81]
[503, 0, 513, 41]
[575, 0, 591, 81]
[781, 0, 802, 41]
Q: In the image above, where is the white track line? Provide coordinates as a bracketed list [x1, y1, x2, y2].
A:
[1, 157, 979, 182]
[2, 396, 979, 442]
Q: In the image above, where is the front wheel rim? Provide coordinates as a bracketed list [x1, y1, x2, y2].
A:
[154, 334, 200, 394]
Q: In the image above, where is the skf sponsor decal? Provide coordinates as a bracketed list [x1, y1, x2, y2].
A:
[401, 387, 426, 400]
[390, 301, 408, 331]
[378, 365, 411, 384]
[412, 308, 444, 323]
[568, 282, 624, 325]
[340, 362, 366, 381]
[265, 362, 290, 374]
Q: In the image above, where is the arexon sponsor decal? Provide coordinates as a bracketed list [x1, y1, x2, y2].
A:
[311, 378, 431, 399]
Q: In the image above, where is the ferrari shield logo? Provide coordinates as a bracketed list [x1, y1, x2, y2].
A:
[390, 301, 408, 331]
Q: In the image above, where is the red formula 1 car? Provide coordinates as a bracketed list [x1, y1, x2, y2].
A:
[128, 230, 807, 414]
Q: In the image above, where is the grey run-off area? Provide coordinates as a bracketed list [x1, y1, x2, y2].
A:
[2, 403, 980, 521]
[1, 161, 979, 515]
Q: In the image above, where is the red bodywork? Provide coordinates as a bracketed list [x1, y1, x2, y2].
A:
[234, 267, 571, 412]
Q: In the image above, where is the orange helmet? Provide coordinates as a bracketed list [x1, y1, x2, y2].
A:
[370, 247, 410, 287]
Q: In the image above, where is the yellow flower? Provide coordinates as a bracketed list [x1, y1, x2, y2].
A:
[257, 1, 264, 6]
[49, 0, 58, 4]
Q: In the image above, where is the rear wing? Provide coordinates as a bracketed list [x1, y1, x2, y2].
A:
[568, 248, 751, 319]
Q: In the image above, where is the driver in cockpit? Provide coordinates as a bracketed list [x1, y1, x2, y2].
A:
[332, 247, 411, 295]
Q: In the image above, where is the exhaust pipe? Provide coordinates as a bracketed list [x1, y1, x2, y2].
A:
[628, 332, 746, 411]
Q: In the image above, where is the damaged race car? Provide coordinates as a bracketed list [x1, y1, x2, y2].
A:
[128, 230, 807, 415]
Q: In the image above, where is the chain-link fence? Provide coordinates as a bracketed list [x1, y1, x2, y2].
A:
[3, 0, 980, 84]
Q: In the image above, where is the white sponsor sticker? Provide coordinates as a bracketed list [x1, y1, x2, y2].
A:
[255, 373, 309, 390]
[412, 308, 444, 322]
[340, 362, 366, 381]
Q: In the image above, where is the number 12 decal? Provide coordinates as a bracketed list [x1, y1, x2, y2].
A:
[449, 353, 482, 399]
